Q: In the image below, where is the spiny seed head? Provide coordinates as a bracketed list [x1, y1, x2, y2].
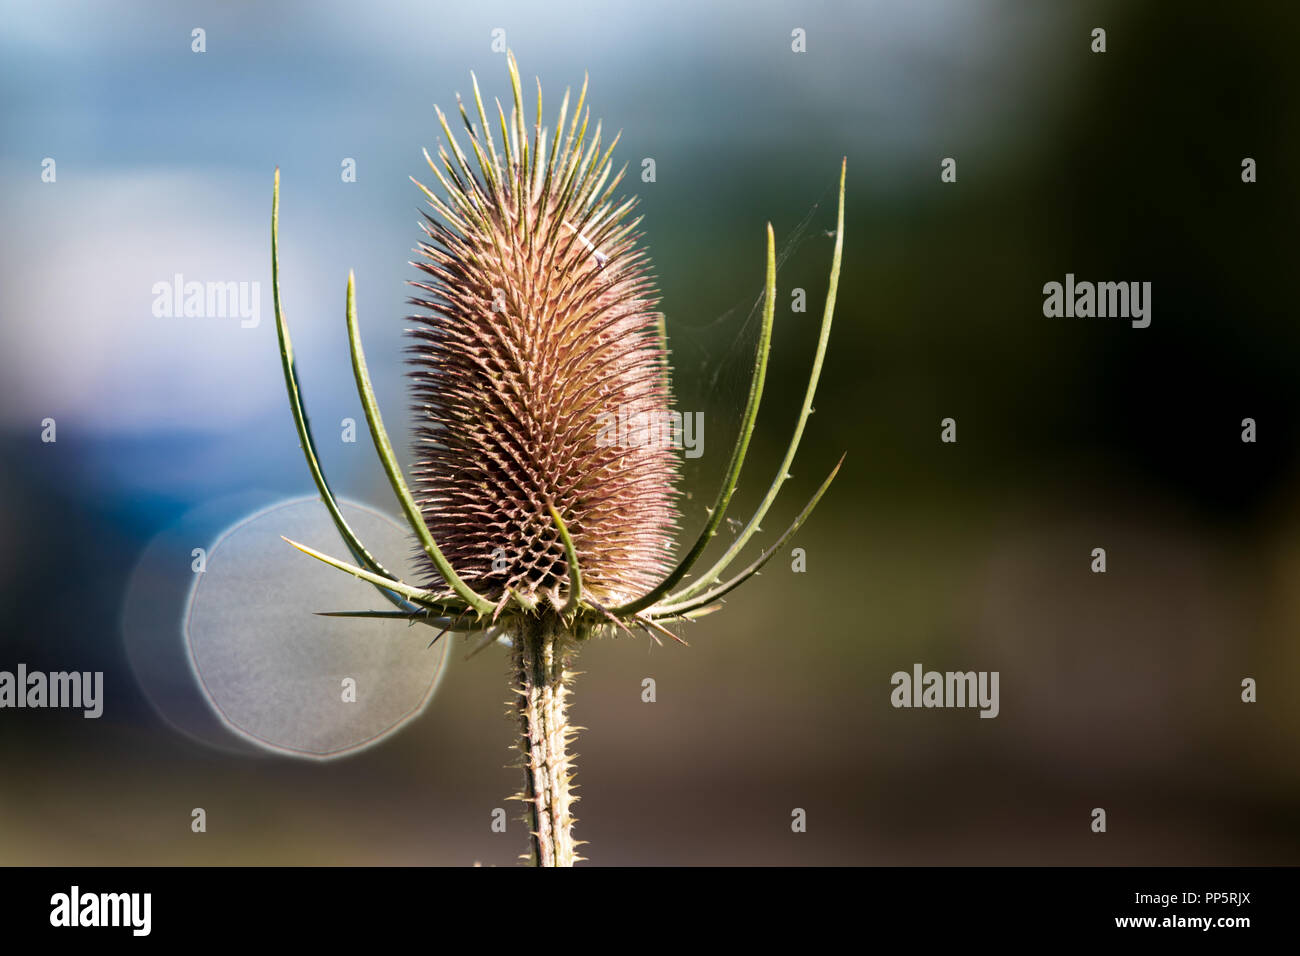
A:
[407, 54, 679, 610]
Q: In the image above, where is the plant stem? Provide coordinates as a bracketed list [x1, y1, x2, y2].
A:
[512, 614, 579, 866]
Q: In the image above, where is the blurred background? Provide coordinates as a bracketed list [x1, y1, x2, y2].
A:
[1, 0, 1298, 865]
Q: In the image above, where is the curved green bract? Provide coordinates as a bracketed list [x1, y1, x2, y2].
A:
[548, 503, 584, 614]
[272, 169, 415, 614]
[315, 609, 494, 631]
[282, 536, 463, 610]
[650, 453, 845, 619]
[345, 272, 496, 617]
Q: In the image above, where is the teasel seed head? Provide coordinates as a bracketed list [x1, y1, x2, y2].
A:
[407, 52, 679, 613]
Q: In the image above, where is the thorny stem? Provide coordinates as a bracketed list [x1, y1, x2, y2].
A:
[512, 614, 580, 866]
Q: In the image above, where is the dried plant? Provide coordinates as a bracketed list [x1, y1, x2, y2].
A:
[269, 53, 845, 866]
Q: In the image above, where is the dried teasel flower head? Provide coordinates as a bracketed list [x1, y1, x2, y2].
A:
[407, 52, 680, 610]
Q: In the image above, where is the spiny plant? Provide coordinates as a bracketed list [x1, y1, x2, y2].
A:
[270, 52, 845, 866]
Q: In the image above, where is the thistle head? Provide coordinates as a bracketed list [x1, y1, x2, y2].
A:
[273, 55, 843, 643]
[407, 53, 679, 614]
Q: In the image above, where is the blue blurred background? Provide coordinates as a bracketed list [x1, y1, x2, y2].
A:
[2, 0, 1298, 864]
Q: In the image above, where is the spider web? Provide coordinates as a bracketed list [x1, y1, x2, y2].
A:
[660, 179, 839, 555]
